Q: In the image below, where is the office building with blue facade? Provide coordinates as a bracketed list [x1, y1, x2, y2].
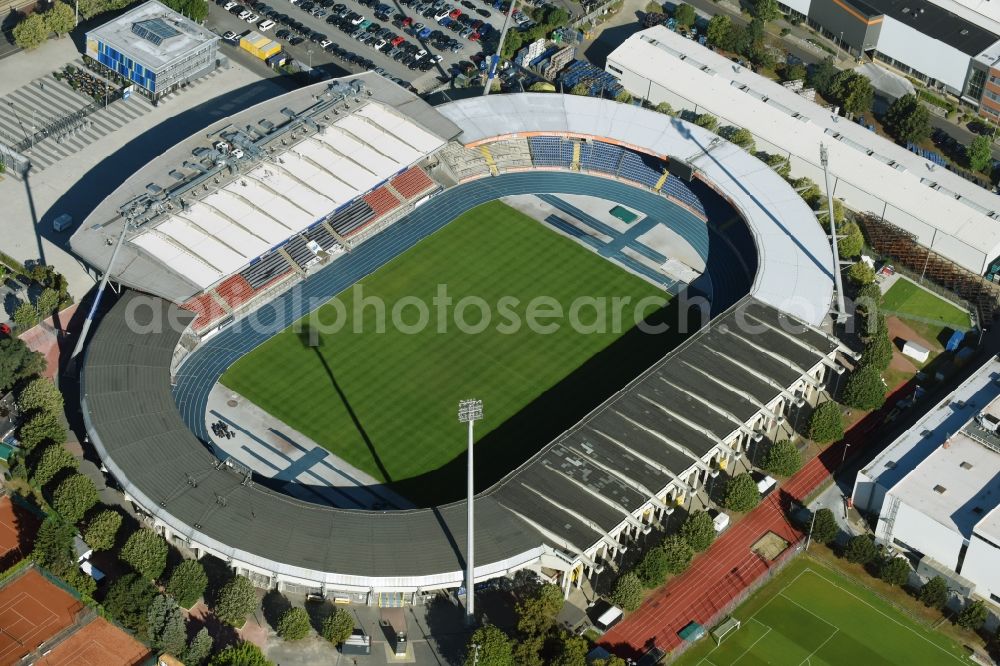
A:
[85, 0, 219, 102]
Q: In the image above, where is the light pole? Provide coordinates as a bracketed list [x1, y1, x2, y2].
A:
[458, 399, 483, 625]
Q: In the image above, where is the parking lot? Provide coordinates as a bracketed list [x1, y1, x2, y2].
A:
[208, 0, 510, 91]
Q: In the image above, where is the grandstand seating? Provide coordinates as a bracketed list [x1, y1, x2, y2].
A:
[618, 151, 663, 189]
[284, 235, 317, 269]
[304, 222, 339, 251]
[327, 199, 376, 237]
[579, 141, 624, 174]
[215, 275, 256, 310]
[528, 136, 573, 167]
[664, 175, 707, 217]
[182, 292, 227, 332]
[363, 187, 402, 218]
[242, 252, 292, 290]
[391, 167, 436, 199]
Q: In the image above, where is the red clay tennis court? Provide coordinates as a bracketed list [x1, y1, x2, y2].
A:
[33, 617, 151, 666]
[0, 568, 82, 666]
[0, 496, 40, 571]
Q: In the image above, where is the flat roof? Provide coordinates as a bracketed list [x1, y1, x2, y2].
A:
[890, 428, 1000, 537]
[606, 26, 1000, 274]
[436, 94, 835, 326]
[859, 356, 1000, 493]
[864, 0, 999, 55]
[85, 0, 217, 72]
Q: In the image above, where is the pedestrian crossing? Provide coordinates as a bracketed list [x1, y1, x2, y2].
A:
[0, 61, 226, 177]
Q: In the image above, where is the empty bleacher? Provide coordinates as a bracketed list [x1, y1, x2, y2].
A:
[326, 199, 376, 237]
[439, 142, 492, 180]
[363, 186, 402, 218]
[215, 275, 255, 310]
[528, 136, 573, 167]
[579, 141, 624, 174]
[182, 292, 227, 332]
[304, 223, 339, 251]
[283, 235, 317, 269]
[242, 252, 292, 289]
[618, 150, 664, 189]
[391, 167, 436, 199]
[663, 175, 707, 217]
[482, 137, 533, 171]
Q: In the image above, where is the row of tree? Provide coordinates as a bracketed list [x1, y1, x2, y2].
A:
[499, 4, 570, 61]
[11, 265, 72, 332]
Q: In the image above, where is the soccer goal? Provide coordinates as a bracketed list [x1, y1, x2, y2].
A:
[711, 617, 742, 646]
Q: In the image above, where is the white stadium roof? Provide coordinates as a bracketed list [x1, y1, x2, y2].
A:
[606, 26, 1000, 275]
[437, 94, 836, 326]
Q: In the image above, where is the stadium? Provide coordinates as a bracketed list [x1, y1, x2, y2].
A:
[72, 73, 848, 605]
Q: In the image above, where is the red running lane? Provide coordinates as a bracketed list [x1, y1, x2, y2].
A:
[600, 394, 906, 658]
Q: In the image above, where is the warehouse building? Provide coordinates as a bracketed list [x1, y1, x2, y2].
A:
[852, 355, 1000, 607]
[85, 0, 219, 102]
[605, 26, 1000, 277]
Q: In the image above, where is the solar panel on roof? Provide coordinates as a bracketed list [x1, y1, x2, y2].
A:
[131, 18, 180, 46]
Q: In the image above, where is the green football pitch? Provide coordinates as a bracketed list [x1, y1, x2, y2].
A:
[221, 201, 667, 496]
[678, 558, 968, 666]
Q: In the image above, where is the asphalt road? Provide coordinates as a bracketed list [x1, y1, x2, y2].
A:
[207, 0, 500, 92]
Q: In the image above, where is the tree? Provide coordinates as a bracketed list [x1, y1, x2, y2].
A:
[44, 2, 75, 37]
[182, 627, 213, 666]
[77, 0, 110, 19]
[830, 71, 874, 116]
[680, 511, 715, 552]
[162, 0, 209, 21]
[723, 473, 760, 512]
[810, 508, 838, 545]
[615, 90, 633, 104]
[661, 534, 694, 574]
[31, 443, 77, 486]
[19, 410, 66, 451]
[104, 573, 158, 639]
[919, 576, 949, 610]
[808, 58, 840, 97]
[167, 559, 208, 608]
[882, 94, 931, 144]
[706, 14, 731, 47]
[694, 113, 719, 132]
[654, 101, 674, 116]
[148, 594, 187, 656]
[861, 323, 893, 371]
[880, 556, 910, 586]
[516, 583, 564, 636]
[13, 301, 39, 330]
[967, 135, 993, 174]
[570, 83, 589, 96]
[52, 473, 98, 523]
[209, 642, 273, 666]
[13, 13, 48, 50]
[759, 152, 791, 178]
[719, 126, 755, 151]
[634, 545, 670, 587]
[276, 606, 311, 640]
[844, 534, 878, 564]
[783, 62, 807, 82]
[0, 337, 45, 391]
[752, 0, 779, 22]
[610, 571, 643, 611]
[762, 439, 802, 477]
[855, 283, 882, 317]
[31, 516, 74, 571]
[512, 635, 545, 666]
[464, 624, 514, 666]
[673, 2, 695, 27]
[848, 260, 876, 286]
[321, 607, 355, 645]
[36, 288, 61, 318]
[214, 575, 258, 627]
[837, 222, 864, 258]
[551, 633, 589, 666]
[593, 658, 629, 666]
[956, 599, 988, 630]
[18, 377, 63, 415]
[645, 0, 662, 12]
[844, 364, 886, 411]
[809, 401, 844, 443]
[84, 509, 122, 551]
[121, 529, 169, 581]
[528, 81, 555, 92]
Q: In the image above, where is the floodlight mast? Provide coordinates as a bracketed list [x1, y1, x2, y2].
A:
[458, 399, 483, 625]
[820, 144, 848, 323]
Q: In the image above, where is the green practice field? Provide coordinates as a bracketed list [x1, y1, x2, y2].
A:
[882, 279, 970, 330]
[221, 201, 666, 493]
[678, 557, 967, 666]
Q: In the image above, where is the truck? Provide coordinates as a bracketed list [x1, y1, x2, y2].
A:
[239, 30, 281, 60]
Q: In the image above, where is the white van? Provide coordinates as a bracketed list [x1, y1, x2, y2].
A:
[258, 18, 276, 30]
[595, 605, 624, 631]
[52, 213, 73, 232]
[757, 474, 777, 497]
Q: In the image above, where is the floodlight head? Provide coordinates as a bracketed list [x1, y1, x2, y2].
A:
[458, 399, 483, 423]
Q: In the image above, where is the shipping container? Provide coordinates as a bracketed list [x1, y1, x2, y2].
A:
[240, 31, 281, 60]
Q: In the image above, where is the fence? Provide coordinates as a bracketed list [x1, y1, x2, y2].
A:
[661, 536, 807, 663]
[9, 91, 121, 155]
[0, 141, 31, 177]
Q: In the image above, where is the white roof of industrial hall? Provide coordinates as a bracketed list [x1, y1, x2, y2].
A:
[607, 26, 1000, 275]
[86, 0, 218, 71]
[437, 94, 836, 326]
